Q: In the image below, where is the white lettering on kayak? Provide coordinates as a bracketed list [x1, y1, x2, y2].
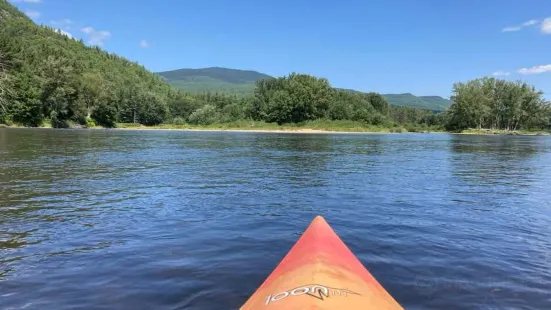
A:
[265, 284, 359, 305]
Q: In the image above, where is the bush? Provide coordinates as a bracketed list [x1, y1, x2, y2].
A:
[171, 117, 186, 125]
[328, 101, 352, 120]
[85, 117, 96, 128]
[390, 127, 406, 133]
[0, 114, 13, 126]
[11, 98, 43, 127]
[351, 108, 373, 123]
[51, 114, 70, 128]
[219, 103, 245, 123]
[188, 105, 219, 125]
[92, 102, 118, 128]
[138, 101, 168, 126]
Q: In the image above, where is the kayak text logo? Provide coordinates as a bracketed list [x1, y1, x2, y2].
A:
[265, 284, 360, 305]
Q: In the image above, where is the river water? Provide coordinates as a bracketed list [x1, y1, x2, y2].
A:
[1, 128, 550, 309]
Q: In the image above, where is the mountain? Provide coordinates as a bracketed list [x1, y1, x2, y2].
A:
[159, 68, 451, 111]
[156, 67, 273, 96]
[418, 96, 452, 111]
[383, 93, 451, 111]
[0, 0, 174, 127]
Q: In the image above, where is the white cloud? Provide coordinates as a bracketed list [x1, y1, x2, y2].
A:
[542, 17, 551, 34]
[81, 26, 93, 34]
[11, 0, 42, 3]
[518, 64, 551, 75]
[502, 19, 540, 32]
[139, 40, 149, 48]
[522, 19, 539, 26]
[502, 26, 521, 32]
[80, 26, 111, 46]
[24, 10, 41, 19]
[55, 28, 72, 39]
[50, 19, 73, 27]
[492, 71, 510, 77]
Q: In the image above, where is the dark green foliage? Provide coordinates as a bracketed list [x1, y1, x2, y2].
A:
[92, 101, 118, 128]
[253, 73, 334, 124]
[367, 92, 390, 115]
[389, 105, 435, 126]
[446, 77, 550, 131]
[171, 117, 186, 125]
[136, 92, 168, 126]
[0, 0, 173, 127]
[328, 89, 388, 124]
[188, 104, 218, 125]
[168, 95, 202, 120]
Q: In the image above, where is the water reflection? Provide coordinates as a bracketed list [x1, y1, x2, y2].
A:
[1, 129, 551, 309]
[449, 135, 542, 189]
[250, 134, 335, 188]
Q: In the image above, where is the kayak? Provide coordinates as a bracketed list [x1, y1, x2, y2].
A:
[240, 216, 403, 310]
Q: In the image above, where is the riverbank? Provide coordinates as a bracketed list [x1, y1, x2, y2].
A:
[2, 121, 549, 135]
[113, 120, 418, 134]
[459, 128, 551, 136]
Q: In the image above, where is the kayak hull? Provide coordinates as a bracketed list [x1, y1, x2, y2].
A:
[240, 216, 403, 309]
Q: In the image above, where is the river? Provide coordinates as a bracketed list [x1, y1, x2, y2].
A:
[1, 128, 550, 309]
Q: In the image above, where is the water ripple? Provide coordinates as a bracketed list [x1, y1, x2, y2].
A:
[1, 129, 551, 309]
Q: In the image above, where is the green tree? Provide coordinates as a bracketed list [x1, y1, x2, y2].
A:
[366, 92, 389, 115]
[446, 77, 548, 131]
[188, 104, 218, 125]
[136, 91, 169, 126]
[79, 72, 104, 119]
[92, 100, 118, 128]
[0, 52, 8, 120]
[8, 66, 43, 126]
[253, 73, 333, 124]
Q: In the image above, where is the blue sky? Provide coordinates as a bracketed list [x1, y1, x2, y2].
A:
[9, 0, 551, 98]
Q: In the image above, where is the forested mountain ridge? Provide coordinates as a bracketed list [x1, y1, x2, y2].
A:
[157, 67, 273, 84]
[418, 96, 452, 111]
[384, 93, 451, 111]
[0, 0, 176, 127]
[159, 68, 452, 110]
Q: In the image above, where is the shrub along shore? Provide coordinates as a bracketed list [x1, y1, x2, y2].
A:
[2, 120, 549, 135]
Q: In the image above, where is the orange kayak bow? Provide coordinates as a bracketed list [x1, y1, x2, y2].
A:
[240, 216, 403, 310]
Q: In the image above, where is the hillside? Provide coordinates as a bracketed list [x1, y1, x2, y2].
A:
[0, 0, 175, 127]
[384, 93, 451, 111]
[0, 0, 450, 132]
[160, 68, 451, 111]
[157, 67, 273, 96]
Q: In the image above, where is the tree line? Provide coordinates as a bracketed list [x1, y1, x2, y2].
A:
[0, 0, 549, 132]
[445, 77, 550, 131]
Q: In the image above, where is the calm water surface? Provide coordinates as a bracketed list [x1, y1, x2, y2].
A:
[1, 128, 551, 309]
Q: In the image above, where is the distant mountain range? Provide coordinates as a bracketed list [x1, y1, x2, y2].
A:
[157, 67, 271, 96]
[156, 67, 451, 111]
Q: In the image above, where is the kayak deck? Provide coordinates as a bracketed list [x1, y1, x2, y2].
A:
[240, 216, 403, 310]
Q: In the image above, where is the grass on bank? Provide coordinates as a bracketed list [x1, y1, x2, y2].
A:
[460, 128, 550, 136]
[115, 119, 444, 133]
[5, 119, 549, 135]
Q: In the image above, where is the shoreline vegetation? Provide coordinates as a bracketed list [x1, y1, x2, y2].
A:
[1, 0, 550, 136]
[1, 120, 549, 135]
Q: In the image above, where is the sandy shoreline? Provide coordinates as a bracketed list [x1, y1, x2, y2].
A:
[2, 125, 548, 135]
[110, 127, 396, 134]
[1, 124, 395, 134]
